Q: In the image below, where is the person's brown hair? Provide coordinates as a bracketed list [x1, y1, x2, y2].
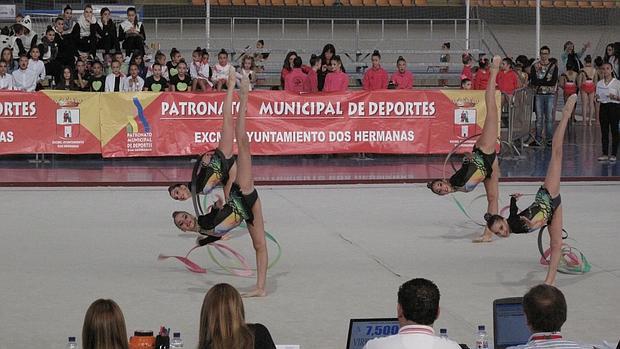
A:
[82, 299, 129, 349]
[198, 283, 254, 349]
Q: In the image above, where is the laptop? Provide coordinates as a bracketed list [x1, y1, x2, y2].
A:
[346, 318, 399, 349]
[493, 297, 533, 349]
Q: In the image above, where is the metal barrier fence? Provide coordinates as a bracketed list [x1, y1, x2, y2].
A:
[502, 87, 535, 158]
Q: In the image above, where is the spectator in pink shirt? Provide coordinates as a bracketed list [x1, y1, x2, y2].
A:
[461, 53, 474, 81]
[284, 56, 307, 93]
[362, 50, 389, 91]
[390, 56, 414, 89]
[323, 55, 348, 92]
[303, 54, 321, 93]
[280, 51, 297, 89]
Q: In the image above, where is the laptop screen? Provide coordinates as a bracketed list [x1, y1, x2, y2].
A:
[346, 318, 399, 349]
[494, 299, 532, 349]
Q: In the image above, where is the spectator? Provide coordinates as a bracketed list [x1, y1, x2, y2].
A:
[0, 61, 13, 90]
[284, 56, 306, 93]
[280, 51, 298, 89]
[129, 51, 148, 79]
[323, 55, 348, 92]
[27, 46, 46, 87]
[559, 61, 579, 121]
[515, 55, 530, 86]
[474, 58, 490, 90]
[461, 78, 472, 90]
[95, 7, 120, 55]
[118, 7, 146, 56]
[318, 43, 336, 91]
[82, 299, 129, 349]
[603, 43, 619, 78]
[144, 62, 168, 92]
[124, 63, 144, 92]
[198, 283, 276, 349]
[530, 45, 559, 146]
[211, 49, 232, 91]
[170, 61, 192, 92]
[561, 41, 588, 72]
[0, 48, 16, 74]
[39, 27, 58, 75]
[148, 50, 169, 80]
[594, 55, 604, 81]
[76, 4, 97, 56]
[74, 59, 90, 90]
[439, 42, 450, 87]
[89, 61, 106, 92]
[113, 51, 128, 76]
[363, 278, 461, 349]
[55, 66, 79, 91]
[577, 55, 597, 126]
[12, 54, 37, 92]
[390, 56, 414, 90]
[595, 62, 620, 162]
[103, 53, 113, 75]
[53, 16, 79, 71]
[62, 5, 75, 34]
[237, 55, 256, 91]
[461, 53, 474, 81]
[190, 47, 212, 92]
[303, 54, 321, 93]
[508, 284, 590, 349]
[497, 58, 520, 96]
[13, 16, 37, 57]
[105, 60, 127, 92]
[167, 47, 183, 79]
[363, 50, 389, 91]
[253, 39, 267, 72]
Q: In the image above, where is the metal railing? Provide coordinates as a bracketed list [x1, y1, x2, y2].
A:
[502, 87, 535, 158]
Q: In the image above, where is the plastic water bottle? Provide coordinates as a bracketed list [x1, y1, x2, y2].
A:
[170, 332, 183, 348]
[439, 328, 448, 339]
[475, 325, 489, 349]
[66, 336, 78, 349]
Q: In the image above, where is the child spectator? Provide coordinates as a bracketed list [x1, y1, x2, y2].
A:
[284, 56, 306, 93]
[13, 16, 37, 57]
[0, 61, 13, 90]
[27, 46, 46, 88]
[170, 61, 192, 92]
[95, 7, 120, 55]
[461, 78, 472, 90]
[129, 51, 148, 79]
[113, 51, 128, 75]
[363, 50, 389, 90]
[55, 66, 79, 90]
[303, 54, 321, 93]
[118, 7, 145, 56]
[105, 60, 127, 92]
[461, 53, 474, 81]
[89, 61, 106, 92]
[148, 50, 169, 80]
[167, 48, 182, 79]
[74, 59, 90, 90]
[144, 62, 168, 92]
[281, 51, 298, 89]
[323, 55, 348, 92]
[390, 56, 414, 89]
[190, 47, 212, 92]
[12, 54, 37, 91]
[124, 63, 144, 92]
[497, 57, 520, 95]
[76, 4, 97, 55]
[236, 55, 256, 91]
[211, 49, 232, 91]
[0, 48, 16, 74]
[39, 28, 58, 76]
[473, 58, 490, 90]
[318, 43, 336, 91]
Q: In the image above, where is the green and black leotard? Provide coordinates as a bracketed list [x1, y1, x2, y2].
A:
[449, 147, 496, 192]
[507, 186, 562, 234]
[193, 149, 236, 195]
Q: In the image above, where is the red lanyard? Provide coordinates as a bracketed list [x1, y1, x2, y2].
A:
[531, 334, 563, 341]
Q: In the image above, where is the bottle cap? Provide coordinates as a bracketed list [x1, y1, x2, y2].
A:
[68, 337, 76, 342]
[478, 325, 485, 331]
[134, 331, 154, 337]
[173, 332, 180, 338]
[440, 328, 447, 334]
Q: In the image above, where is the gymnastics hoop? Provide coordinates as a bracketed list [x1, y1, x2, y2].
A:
[536, 225, 591, 275]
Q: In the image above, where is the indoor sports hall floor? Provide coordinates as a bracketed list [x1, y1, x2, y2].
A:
[1, 183, 618, 349]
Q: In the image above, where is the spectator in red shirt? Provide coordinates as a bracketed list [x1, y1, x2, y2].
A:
[280, 51, 297, 89]
[303, 54, 321, 93]
[474, 58, 490, 90]
[461, 53, 474, 81]
[284, 56, 307, 93]
[390, 56, 414, 89]
[362, 50, 389, 91]
[461, 78, 472, 90]
[323, 55, 348, 92]
[496, 58, 520, 95]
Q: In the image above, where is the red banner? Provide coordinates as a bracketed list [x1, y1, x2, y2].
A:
[100, 90, 497, 157]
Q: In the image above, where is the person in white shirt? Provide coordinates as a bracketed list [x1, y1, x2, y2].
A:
[105, 60, 127, 92]
[190, 47, 212, 92]
[211, 49, 232, 91]
[12, 55, 37, 92]
[124, 63, 145, 92]
[27, 46, 46, 84]
[364, 278, 461, 349]
[595, 62, 620, 162]
[0, 61, 14, 90]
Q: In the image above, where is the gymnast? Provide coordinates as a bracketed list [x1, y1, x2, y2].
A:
[168, 72, 238, 201]
[172, 72, 268, 297]
[486, 94, 578, 286]
[428, 56, 502, 241]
